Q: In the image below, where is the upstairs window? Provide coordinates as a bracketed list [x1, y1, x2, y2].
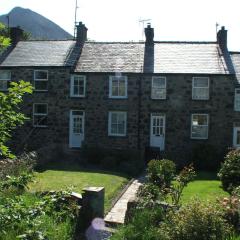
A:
[192, 77, 209, 100]
[234, 88, 240, 111]
[33, 103, 48, 127]
[34, 70, 48, 91]
[109, 76, 127, 98]
[108, 111, 127, 136]
[191, 114, 209, 139]
[70, 75, 86, 97]
[151, 76, 166, 99]
[0, 70, 11, 91]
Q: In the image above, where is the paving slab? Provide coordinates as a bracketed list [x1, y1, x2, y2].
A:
[104, 176, 144, 225]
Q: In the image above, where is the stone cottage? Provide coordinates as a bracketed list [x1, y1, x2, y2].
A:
[1, 23, 240, 166]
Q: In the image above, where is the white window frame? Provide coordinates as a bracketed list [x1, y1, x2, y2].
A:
[191, 114, 209, 139]
[108, 111, 127, 137]
[234, 88, 240, 111]
[0, 70, 11, 91]
[33, 103, 48, 127]
[233, 127, 240, 148]
[34, 70, 48, 92]
[192, 77, 209, 100]
[70, 75, 86, 97]
[151, 76, 167, 99]
[109, 75, 128, 99]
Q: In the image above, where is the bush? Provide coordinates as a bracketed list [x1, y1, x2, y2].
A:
[147, 159, 176, 188]
[111, 207, 165, 240]
[159, 199, 233, 240]
[0, 152, 36, 180]
[218, 149, 240, 193]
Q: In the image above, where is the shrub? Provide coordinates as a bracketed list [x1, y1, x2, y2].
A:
[111, 207, 165, 240]
[159, 199, 233, 240]
[191, 143, 220, 171]
[218, 149, 240, 193]
[147, 159, 176, 188]
[0, 151, 36, 180]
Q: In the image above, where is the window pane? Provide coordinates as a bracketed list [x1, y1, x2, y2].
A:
[153, 78, 165, 88]
[111, 113, 118, 124]
[152, 88, 166, 99]
[194, 78, 208, 87]
[118, 122, 125, 134]
[111, 123, 118, 134]
[193, 88, 208, 99]
[0, 71, 11, 80]
[35, 81, 48, 91]
[237, 130, 240, 145]
[192, 126, 208, 138]
[118, 81, 126, 96]
[0, 80, 8, 90]
[192, 115, 207, 126]
[34, 104, 47, 114]
[235, 89, 240, 111]
[110, 77, 127, 97]
[35, 71, 48, 80]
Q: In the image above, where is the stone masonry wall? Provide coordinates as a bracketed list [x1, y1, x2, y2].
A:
[4, 66, 240, 165]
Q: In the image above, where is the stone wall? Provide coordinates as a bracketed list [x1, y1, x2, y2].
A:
[5, 66, 240, 165]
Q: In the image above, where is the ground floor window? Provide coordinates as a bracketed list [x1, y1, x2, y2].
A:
[108, 111, 127, 136]
[233, 127, 240, 148]
[33, 103, 48, 127]
[191, 114, 208, 139]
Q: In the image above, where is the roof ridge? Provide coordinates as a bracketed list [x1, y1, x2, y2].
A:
[19, 39, 75, 42]
[154, 41, 217, 44]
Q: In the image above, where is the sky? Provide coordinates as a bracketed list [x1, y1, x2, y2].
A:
[1, 0, 240, 50]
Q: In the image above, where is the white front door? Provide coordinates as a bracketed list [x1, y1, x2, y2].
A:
[150, 113, 165, 150]
[233, 127, 240, 148]
[69, 110, 84, 148]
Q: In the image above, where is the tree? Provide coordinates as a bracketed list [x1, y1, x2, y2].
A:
[0, 23, 33, 158]
[0, 23, 10, 51]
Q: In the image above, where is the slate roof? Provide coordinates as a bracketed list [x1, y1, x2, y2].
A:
[75, 42, 145, 73]
[0, 40, 232, 74]
[230, 52, 240, 83]
[75, 41, 230, 74]
[0, 40, 75, 67]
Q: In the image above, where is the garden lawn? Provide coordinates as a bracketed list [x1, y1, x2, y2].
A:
[181, 171, 229, 203]
[29, 166, 129, 212]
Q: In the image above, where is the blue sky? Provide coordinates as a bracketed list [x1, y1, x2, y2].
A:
[1, 0, 240, 50]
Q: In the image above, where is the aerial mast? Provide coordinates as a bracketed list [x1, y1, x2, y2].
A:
[139, 18, 151, 41]
[74, 0, 79, 38]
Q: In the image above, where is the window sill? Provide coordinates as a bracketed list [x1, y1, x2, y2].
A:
[108, 134, 127, 137]
[70, 95, 86, 98]
[109, 96, 128, 99]
[192, 98, 209, 101]
[191, 137, 208, 140]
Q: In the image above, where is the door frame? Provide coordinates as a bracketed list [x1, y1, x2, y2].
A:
[150, 113, 166, 150]
[69, 110, 85, 148]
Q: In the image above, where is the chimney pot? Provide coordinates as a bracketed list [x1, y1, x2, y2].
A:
[145, 24, 154, 45]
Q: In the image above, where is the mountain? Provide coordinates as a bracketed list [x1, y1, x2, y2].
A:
[0, 7, 73, 40]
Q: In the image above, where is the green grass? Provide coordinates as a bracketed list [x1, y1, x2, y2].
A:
[29, 164, 129, 212]
[181, 171, 229, 203]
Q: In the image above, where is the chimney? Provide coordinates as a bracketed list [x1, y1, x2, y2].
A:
[76, 22, 88, 47]
[10, 26, 23, 45]
[145, 23, 154, 45]
[217, 26, 227, 51]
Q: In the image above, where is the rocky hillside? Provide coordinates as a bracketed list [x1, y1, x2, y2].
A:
[0, 7, 73, 40]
